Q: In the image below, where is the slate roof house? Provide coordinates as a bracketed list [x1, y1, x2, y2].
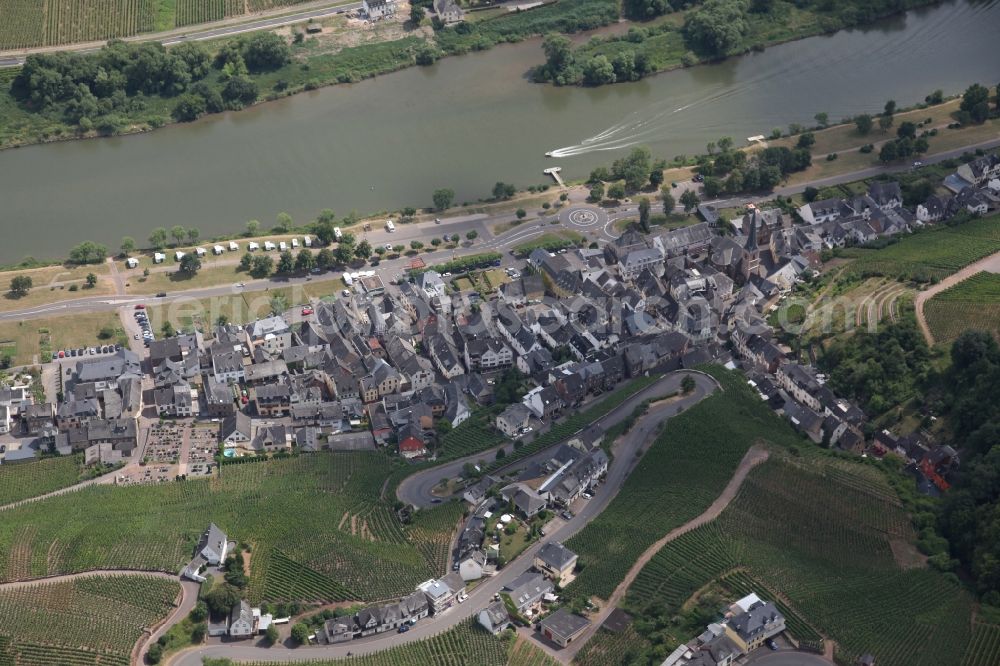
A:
[478, 601, 511, 635]
[534, 542, 578, 586]
[502, 571, 553, 615]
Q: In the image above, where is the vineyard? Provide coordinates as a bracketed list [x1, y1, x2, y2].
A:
[924, 271, 1000, 343]
[573, 625, 650, 666]
[963, 622, 1000, 666]
[0, 0, 319, 48]
[0, 453, 458, 604]
[563, 368, 804, 600]
[841, 213, 1000, 283]
[623, 458, 977, 666]
[0, 574, 179, 666]
[508, 637, 560, 666]
[0, 455, 82, 507]
[241, 619, 509, 666]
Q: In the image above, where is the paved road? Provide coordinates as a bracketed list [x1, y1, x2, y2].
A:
[169, 370, 718, 665]
[397, 372, 714, 508]
[0, 1, 361, 67]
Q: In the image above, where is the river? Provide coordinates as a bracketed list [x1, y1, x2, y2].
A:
[0, 0, 998, 263]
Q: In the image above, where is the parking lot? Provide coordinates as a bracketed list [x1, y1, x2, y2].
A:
[133, 305, 156, 346]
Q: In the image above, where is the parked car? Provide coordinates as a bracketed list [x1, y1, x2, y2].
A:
[156, 292, 167, 297]
[766, 639, 778, 651]
[560, 510, 573, 521]
[397, 624, 410, 634]
[342, 289, 351, 297]
[134, 304, 145, 310]
[301, 307, 314, 316]
[581, 492, 592, 500]
[58, 350, 65, 358]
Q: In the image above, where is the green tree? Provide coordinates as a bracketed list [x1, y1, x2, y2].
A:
[611, 146, 652, 191]
[172, 93, 206, 122]
[878, 113, 894, 133]
[239, 252, 253, 271]
[355, 240, 372, 259]
[796, 132, 815, 149]
[432, 188, 455, 211]
[607, 182, 626, 200]
[316, 248, 334, 269]
[854, 114, 874, 135]
[681, 375, 696, 394]
[295, 248, 314, 272]
[716, 136, 733, 153]
[161, 320, 175, 337]
[290, 623, 311, 645]
[959, 83, 991, 124]
[204, 584, 241, 617]
[179, 253, 201, 274]
[879, 140, 899, 163]
[410, 240, 424, 250]
[661, 188, 675, 215]
[541, 34, 574, 82]
[187, 228, 200, 243]
[582, 55, 615, 86]
[897, 121, 917, 139]
[680, 189, 700, 212]
[276, 250, 294, 274]
[683, 0, 751, 56]
[221, 76, 258, 109]
[430, 238, 441, 247]
[275, 212, 292, 232]
[516, 209, 527, 219]
[68, 241, 108, 264]
[9, 275, 32, 297]
[270, 294, 288, 315]
[147, 643, 163, 664]
[170, 225, 187, 247]
[401, 206, 417, 220]
[241, 31, 290, 72]
[246, 219, 260, 237]
[334, 244, 354, 265]
[265, 624, 279, 645]
[250, 254, 274, 278]
[883, 99, 896, 116]
[493, 182, 516, 200]
[649, 169, 664, 188]
[589, 183, 605, 202]
[814, 112, 828, 127]
[410, 4, 426, 25]
[189, 601, 208, 623]
[120, 236, 136, 256]
[638, 197, 651, 232]
[85, 273, 98, 288]
[466, 230, 479, 240]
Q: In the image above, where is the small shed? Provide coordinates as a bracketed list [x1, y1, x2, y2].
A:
[195, 247, 207, 257]
[213, 245, 225, 255]
[228, 241, 239, 252]
[248, 242, 260, 251]
[174, 251, 185, 261]
[125, 257, 139, 268]
[153, 253, 166, 263]
[303, 235, 313, 247]
[291, 238, 299, 248]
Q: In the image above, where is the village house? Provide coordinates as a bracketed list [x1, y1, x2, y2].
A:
[534, 542, 578, 587]
[478, 601, 511, 635]
[502, 571, 553, 616]
[538, 609, 591, 648]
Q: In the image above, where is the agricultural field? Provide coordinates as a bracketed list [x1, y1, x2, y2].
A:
[0, 0, 321, 48]
[0, 455, 84, 506]
[623, 458, 980, 666]
[573, 625, 650, 666]
[508, 637, 560, 666]
[964, 622, 1000, 666]
[0, 453, 458, 604]
[840, 213, 1000, 283]
[239, 619, 509, 666]
[563, 368, 805, 601]
[0, 311, 125, 366]
[0, 574, 179, 666]
[924, 271, 1000, 343]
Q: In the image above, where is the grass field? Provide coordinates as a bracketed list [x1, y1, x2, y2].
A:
[561, 367, 806, 601]
[0, 455, 84, 506]
[0, 263, 114, 314]
[0, 453, 458, 604]
[0, 0, 322, 49]
[0, 574, 179, 666]
[924, 271, 1000, 343]
[621, 457, 982, 666]
[840, 214, 1000, 283]
[0, 311, 125, 365]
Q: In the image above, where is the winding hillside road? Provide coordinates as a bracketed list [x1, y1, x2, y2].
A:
[168, 371, 719, 665]
[397, 371, 714, 508]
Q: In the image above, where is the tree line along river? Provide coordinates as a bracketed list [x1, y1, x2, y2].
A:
[0, 0, 998, 264]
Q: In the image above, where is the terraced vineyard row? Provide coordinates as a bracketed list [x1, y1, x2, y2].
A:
[625, 457, 975, 666]
[0, 575, 178, 665]
[242, 619, 508, 666]
[508, 637, 560, 666]
[573, 625, 651, 666]
[0, 455, 83, 507]
[0, 0, 320, 47]
[0, 453, 455, 603]
[841, 213, 1000, 282]
[924, 271, 1000, 343]
[963, 622, 1000, 666]
[564, 368, 803, 600]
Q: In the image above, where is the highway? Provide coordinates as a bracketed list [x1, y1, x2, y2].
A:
[169, 371, 718, 665]
[0, 1, 361, 68]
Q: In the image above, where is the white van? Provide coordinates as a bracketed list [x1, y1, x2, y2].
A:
[385, 220, 395, 232]
[334, 227, 343, 240]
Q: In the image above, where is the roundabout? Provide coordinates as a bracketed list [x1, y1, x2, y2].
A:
[562, 206, 607, 229]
